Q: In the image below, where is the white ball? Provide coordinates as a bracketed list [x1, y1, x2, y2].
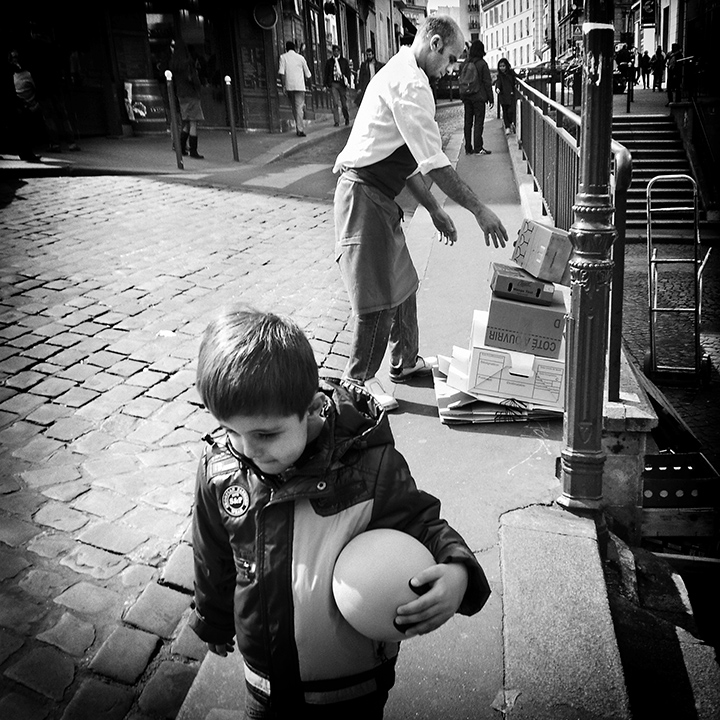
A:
[332, 529, 435, 642]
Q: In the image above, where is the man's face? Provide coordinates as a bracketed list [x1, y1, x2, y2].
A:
[365, 50, 374, 62]
[333, 47, 340, 58]
[425, 34, 463, 80]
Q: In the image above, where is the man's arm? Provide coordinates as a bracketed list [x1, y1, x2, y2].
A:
[426, 166, 508, 248]
[406, 173, 457, 244]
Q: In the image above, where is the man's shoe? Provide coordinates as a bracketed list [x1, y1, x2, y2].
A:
[389, 356, 437, 384]
[465, 148, 478, 155]
[363, 377, 399, 411]
[505, 128, 510, 135]
[334, 122, 340, 127]
[297, 131, 307, 137]
[478, 148, 492, 155]
[345, 118, 350, 126]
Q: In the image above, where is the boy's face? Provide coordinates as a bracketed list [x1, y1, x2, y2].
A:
[220, 397, 324, 475]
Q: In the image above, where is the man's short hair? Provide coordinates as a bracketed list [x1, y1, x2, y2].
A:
[196, 307, 319, 421]
[332, 45, 340, 52]
[418, 15, 461, 47]
[286, 41, 296, 52]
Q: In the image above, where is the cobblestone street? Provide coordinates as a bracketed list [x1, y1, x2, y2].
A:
[0, 176, 352, 719]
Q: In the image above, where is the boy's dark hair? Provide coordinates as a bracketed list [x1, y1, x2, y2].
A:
[469, 40, 485, 60]
[285, 41, 296, 52]
[196, 307, 319, 421]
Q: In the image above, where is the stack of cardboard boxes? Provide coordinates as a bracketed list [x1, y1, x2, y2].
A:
[434, 220, 574, 424]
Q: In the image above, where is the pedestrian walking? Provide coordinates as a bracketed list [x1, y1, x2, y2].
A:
[494, 57, 517, 135]
[639, 50, 651, 89]
[278, 41, 312, 137]
[324, 45, 351, 127]
[189, 306, 491, 718]
[666, 43, 683, 104]
[7, 49, 44, 162]
[332, 15, 507, 411]
[459, 40, 493, 155]
[651, 46, 665, 91]
[355, 47, 384, 107]
[169, 38, 205, 158]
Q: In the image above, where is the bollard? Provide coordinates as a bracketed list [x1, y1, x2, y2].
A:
[224, 76, 239, 162]
[165, 71, 184, 170]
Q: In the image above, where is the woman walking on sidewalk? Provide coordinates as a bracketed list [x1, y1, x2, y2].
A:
[494, 58, 517, 136]
[169, 38, 205, 158]
[460, 40, 493, 155]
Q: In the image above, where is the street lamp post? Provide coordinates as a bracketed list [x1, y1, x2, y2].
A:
[557, 0, 616, 544]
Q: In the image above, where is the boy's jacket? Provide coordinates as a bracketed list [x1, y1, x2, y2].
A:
[190, 378, 490, 708]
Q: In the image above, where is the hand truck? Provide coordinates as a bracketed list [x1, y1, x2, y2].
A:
[643, 174, 712, 385]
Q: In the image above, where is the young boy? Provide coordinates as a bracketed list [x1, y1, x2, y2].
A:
[190, 307, 491, 719]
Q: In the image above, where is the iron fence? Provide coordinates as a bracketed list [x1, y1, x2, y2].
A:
[516, 78, 633, 402]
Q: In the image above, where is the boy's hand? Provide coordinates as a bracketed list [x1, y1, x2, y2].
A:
[394, 562, 469, 638]
[207, 640, 235, 657]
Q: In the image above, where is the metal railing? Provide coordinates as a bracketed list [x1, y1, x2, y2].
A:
[516, 78, 633, 402]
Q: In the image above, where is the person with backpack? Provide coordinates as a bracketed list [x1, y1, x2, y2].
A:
[459, 40, 493, 155]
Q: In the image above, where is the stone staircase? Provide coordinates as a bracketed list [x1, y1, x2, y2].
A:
[612, 114, 706, 242]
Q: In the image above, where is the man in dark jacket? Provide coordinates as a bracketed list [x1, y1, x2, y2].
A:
[462, 40, 493, 155]
[324, 44, 352, 126]
[355, 47, 384, 106]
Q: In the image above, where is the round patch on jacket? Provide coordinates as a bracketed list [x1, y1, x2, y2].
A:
[222, 486, 250, 517]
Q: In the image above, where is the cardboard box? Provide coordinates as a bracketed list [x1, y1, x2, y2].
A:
[490, 262, 555, 306]
[485, 286, 568, 359]
[512, 219, 572, 282]
[445, 312, 566, 412]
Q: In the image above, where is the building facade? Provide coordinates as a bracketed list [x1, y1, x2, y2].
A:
[1, 0, 421, 139]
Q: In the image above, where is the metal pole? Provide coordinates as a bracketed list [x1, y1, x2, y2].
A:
[165, 70, 184, 170]
[550, 0, 557, 101]
[225, 75, 239, 162]
[557, 4, 616, 521]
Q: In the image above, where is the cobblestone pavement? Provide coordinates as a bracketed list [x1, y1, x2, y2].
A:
[0, 176, 354, 720]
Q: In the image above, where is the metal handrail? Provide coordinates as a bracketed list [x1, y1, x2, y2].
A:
[516, 78, 633, 402]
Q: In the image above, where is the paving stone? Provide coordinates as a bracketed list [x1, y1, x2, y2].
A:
[0, 628, 24, 664]
[55, 387, 100, 408]
[171, 620, 207, 662]
[123, 582, 191, 638]
[82, 454, 139, 478]
[78, 521, 149, 555]
[4, 370, 45, 390]
[0, 514, 42, 546]
[122, 504, 188, 542]
[144, 484, 194, 517]
[0, 691, 50, 720]
[12, 435, 65, 462]
[0, 419, 43, 448]
[120, 396, 165, 419]
[60, 543, 130, 579]
[138, 660, 197, 719]
[19, 568, 73, 599]
[119, 563, 157, 590]
[0, 392, 47, 416]
[30, 377, 77, 398]
[54, 581, 122, 615]
[126, 420, 175, 445]
[80, 371, 124, 392]
[27, 531, 76, 559]
[0, 547, 30, 580]
[60, 679, 134, 720]
[34, 501, 89, 533]
[160, 543, 194, 592]
[89, 625, 159, 684]
[57, 363, 100, 383]
[25, 403, 75, 426]
[37, 612, 96, 656]
[0, 488, 46, 520]
[137, 447, 194, 468]
[22, 464, 82, 489]
[44, 417, 95, 442]
[71, 488, 136, 520]
[4, 646, 75, 700]
[42, 480, 91, 502]
[0, 590, 47, 633]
